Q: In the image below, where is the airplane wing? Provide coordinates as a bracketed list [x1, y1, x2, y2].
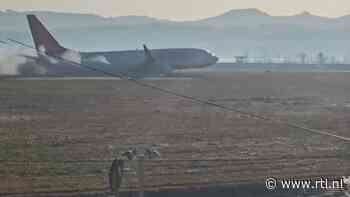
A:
[125, 44, 171, 77]
[18, 54, 38, 61]
[133, 44, 171, 76]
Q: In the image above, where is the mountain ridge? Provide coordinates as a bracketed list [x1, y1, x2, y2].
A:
[1, 8, 350, 30]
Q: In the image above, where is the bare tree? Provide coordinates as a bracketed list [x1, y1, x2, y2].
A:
[317, 52, 327, 65]
[298, 53, 307, 64]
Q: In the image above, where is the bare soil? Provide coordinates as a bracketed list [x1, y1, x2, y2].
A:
[1, 71, 350, 195]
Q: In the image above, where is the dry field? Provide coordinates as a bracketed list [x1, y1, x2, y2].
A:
[1, 71, 350, 195]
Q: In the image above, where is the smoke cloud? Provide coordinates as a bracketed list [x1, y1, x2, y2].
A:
[0, 47, 47, 75]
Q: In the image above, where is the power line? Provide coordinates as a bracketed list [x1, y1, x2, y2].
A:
[7, 38, 350, 143]
[1, 153, 350, 164]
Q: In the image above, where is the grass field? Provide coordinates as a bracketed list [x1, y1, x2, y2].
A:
[1, 71, 350, 195]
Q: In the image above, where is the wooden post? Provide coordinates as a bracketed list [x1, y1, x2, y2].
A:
[137, 156, 145, 197]
[109, 159, 124, 197]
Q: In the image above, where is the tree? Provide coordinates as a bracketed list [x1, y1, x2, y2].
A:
[298, 53, 307, 64]
[317, 52, 327, 65]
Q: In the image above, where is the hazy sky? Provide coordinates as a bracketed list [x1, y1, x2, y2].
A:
[1, 0, 350, 20]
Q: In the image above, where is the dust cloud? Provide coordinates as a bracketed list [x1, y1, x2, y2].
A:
[0, 47, 47, 75]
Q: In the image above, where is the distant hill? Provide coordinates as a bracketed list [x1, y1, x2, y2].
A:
[1, 9, 350, 60]
[2, 8, 349, 31]
[0, 10, 110, 31]
[0, 10, 172, 32]
[193, 9, 333, 27]
[194, 8, 271, 27]
[110, 15, 172, 25]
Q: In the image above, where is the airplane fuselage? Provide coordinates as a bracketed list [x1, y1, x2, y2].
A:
[81, 48, 218, 76]
[25, 14, 219, 77]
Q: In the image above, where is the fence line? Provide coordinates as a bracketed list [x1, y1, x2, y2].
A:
[1, 156, 349, 196]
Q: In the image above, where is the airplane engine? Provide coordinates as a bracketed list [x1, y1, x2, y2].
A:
[86, 55, 111, 65]
[61, 49, 82, 64]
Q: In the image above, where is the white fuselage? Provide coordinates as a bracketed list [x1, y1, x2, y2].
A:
[80, 48, 218, 76]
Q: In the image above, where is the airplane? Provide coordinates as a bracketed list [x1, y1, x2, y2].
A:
[24, 15, 219, 77]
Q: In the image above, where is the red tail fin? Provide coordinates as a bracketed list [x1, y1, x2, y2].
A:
[27, 15, 65, 55]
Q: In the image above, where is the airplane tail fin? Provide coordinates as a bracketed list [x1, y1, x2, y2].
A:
[27, 15, 66, 55]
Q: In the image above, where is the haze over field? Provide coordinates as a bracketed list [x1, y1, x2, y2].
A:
[1, 9, 350, 60]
